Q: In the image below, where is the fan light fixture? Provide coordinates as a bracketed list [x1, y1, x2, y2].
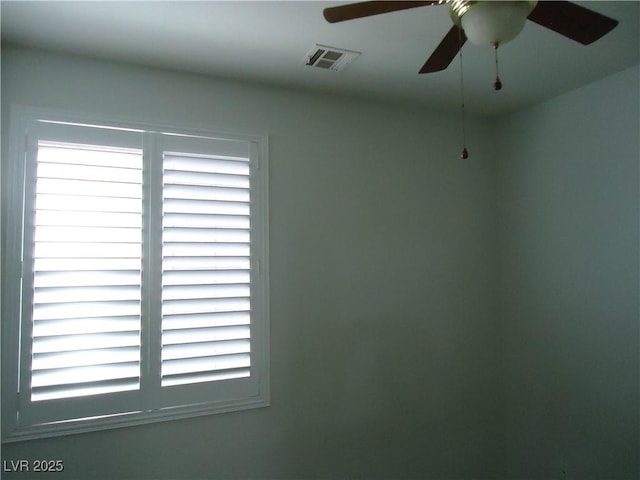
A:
[451, 1, 537, 46]
[450, 1, 537, 93]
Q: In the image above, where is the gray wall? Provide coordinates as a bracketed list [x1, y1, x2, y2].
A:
[497, 66, 639, 479]
[1, 46, 501, 479]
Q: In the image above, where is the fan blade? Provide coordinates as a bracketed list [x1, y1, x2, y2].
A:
[528, 1, 618, 45]
[419, 26, 466, 74]
[323, 1, 440, 23]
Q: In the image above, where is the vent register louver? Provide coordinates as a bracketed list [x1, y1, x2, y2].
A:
[304, 44, 361, 71]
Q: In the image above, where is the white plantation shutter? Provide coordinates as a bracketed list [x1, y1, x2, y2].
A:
[30, 142, 143, 403]
[4, 110, 268, 441]
[16, 122, 147, 427]
[161, 151, 253, 387]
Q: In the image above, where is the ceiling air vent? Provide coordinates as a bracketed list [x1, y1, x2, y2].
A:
[304, 44, 360, 72]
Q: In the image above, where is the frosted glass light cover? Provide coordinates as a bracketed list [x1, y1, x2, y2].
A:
[461, 1, 531, 46]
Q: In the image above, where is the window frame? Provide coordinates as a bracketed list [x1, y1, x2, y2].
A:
[1, 106, 270, 442]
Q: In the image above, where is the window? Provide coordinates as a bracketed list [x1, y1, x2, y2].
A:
[2, 108, 269, 441]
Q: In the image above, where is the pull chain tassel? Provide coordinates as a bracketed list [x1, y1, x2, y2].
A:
[493, 43, 502, 91]
[459, 28, 468, 158]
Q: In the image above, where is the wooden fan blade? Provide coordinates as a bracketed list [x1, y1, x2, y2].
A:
[528, 1, 618, 45]
[323, 1, 439, 23]
[419, 26, 467, 74]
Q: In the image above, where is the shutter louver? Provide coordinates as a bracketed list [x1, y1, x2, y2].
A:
[30, 142, 143, 402]
[162, 154, 252, 387]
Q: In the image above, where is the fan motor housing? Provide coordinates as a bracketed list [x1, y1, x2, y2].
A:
[449, 0, 537, 24]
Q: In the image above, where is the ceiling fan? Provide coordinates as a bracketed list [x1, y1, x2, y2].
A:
[322, 1, 618, 75]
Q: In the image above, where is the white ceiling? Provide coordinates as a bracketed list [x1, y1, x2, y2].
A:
[1, 1, 639, 116]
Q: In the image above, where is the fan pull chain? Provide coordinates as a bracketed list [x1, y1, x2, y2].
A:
[459, 28, 468, 159]
[493, 43, 502, 91]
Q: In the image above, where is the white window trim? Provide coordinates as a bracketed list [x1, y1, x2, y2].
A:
[2, 106, 270, 442]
